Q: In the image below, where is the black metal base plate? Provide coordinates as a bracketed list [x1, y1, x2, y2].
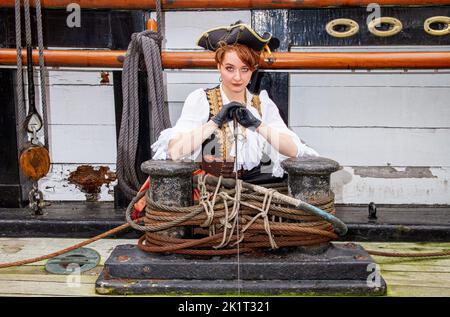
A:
[95, 270, 386, 296]
[95, 243, 387, 296]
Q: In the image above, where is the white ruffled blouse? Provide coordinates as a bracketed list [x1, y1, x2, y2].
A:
[151, 84, 319, 178]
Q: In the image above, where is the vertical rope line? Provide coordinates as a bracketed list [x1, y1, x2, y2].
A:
[15, 0, 26, 152]
[155, 0, 163, 50]
[35, 0, 49, 150]
[23, 0, 32, 46]
[117, 0, 170, 198]
[233, 116, 241, 295]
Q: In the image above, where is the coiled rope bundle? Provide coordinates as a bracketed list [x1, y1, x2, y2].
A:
[117, 0, 171, 199]
[126, 173, 343, 256]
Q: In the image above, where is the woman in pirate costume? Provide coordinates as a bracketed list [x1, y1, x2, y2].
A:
[133, 22, 319, 217]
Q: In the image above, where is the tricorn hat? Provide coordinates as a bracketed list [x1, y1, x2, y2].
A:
[196, 21, 280, 52]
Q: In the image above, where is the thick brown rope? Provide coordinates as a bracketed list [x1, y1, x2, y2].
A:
[136, 176, 450, 258]
[137, 174, 339, 255]
[1, 183, 449, 269]
[0, 219, 143, 269]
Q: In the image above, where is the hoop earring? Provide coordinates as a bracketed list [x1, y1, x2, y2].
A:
[219, 76, 223, 82]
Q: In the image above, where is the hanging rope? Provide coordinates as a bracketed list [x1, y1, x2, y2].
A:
[15, 0, 48, 147]
[117, 0, 171, 198]
[15, 0, 26, 152]
[35, 0, 49, 150]
[15, 0, 49, 215]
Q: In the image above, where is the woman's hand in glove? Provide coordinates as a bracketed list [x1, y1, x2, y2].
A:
[234, 107, 262, 130]
[211, 102, 244, 127]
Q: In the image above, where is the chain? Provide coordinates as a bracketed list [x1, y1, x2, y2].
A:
[28, 181, 45, 215]
[30, 125, 39, 145]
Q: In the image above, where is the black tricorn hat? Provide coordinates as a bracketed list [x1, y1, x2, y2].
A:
[196, 21, 280, 52]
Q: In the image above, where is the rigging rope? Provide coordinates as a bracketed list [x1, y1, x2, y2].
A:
[35, 0, 49, 150]
[15, 0, 48, 149]
[117, 0, 171, 199]
[15, 0, 26, 152]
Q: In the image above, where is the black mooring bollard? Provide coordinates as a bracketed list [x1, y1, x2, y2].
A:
[97, 158, 386, 295]
[140, 160, 198, 238]
[281, 156, 341, 253]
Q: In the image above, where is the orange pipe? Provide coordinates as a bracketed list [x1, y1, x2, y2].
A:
[1, 48, 450, 69]
[1, 0, 449, 9]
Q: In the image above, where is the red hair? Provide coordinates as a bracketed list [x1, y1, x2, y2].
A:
[215, 43, 260, 71]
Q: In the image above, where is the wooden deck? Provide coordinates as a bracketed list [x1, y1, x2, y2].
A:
[0, 238, 449, 296]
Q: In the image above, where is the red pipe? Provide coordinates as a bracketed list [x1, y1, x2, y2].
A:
[1, 48, 450, 69]
[1, 0, 449, 9]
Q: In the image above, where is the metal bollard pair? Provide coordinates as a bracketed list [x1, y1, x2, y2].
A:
[141, 156, 341, 250]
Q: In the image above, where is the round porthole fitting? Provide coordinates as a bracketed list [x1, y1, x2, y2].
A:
[368, 17, 403, 37]
[424, 16, 450, 36]
[326, 18, 360, 38]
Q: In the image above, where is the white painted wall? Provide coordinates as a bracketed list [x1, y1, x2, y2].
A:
[30, 11, 450, 204]
[289, 68, 450, 205]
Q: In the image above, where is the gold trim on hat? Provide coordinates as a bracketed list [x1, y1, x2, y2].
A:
[196, 23, 273, 49]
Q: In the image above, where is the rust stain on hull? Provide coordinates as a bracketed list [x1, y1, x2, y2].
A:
[68, 165, 116, 201]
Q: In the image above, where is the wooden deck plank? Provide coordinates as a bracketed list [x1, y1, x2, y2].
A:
[0, 280, 98, 296]
[387, 285, 450, 297]
[0, 238, 137, 266]
[358, 242, 450, 266]
[0, 265, 102, 283]
[0, 265, 103, 276]
[0, 291, 83, 297]
[380, 265, 450, 273]
[357, 242, 450, 251]
[0, 274, 99, 283]
[0, 239, 449, 296]
[381, 271, 450, 285]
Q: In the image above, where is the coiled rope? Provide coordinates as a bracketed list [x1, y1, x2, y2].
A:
[116, 0, 171, 198]
[0, 185, 449, 269]
[130, 173, 343, 255]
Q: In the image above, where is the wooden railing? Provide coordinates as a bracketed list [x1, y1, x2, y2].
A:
[1, 48, 450, 69]
[1, 0, 449, 9]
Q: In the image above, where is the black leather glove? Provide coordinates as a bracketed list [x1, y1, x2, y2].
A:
[234, 107, 262, 130]
[211, 102, 244, 127]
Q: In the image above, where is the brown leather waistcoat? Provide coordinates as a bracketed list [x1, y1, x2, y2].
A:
[200, 86, 262, 178]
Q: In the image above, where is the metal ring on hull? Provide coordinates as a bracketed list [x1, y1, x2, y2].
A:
[424, 16, 450, 36]
[326, 18, 359, 38]
[368, 17, 403, 37]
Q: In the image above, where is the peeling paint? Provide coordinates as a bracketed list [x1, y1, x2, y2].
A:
[353, 167, 437, 179]
[0, 242, 24, 254]
[68, 165, 117, 201]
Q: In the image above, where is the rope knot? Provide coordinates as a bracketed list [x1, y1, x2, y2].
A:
[241, 188, 279, 249]
[131, 30, 163, 51]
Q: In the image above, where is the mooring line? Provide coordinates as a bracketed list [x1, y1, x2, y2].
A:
[233, 114, 241, 296]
